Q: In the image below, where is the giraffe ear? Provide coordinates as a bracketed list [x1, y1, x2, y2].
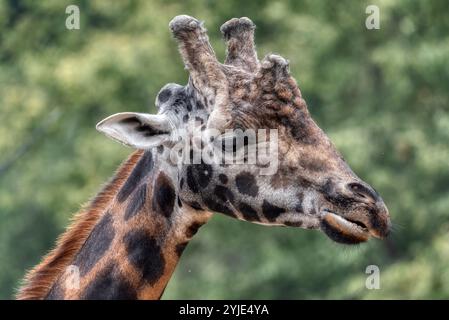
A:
[96, 112, 173, 149]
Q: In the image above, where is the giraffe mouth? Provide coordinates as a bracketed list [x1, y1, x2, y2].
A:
[320, 211, 371, 245]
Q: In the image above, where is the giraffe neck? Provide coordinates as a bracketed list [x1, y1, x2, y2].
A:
[45, 149, 211, 299]
[18, 83, 213, 300]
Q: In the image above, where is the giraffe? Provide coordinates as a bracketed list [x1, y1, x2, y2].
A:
[17, 15, 390, 300]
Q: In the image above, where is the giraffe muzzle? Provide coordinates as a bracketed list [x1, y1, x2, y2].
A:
[320, 199, 391, 245]
[320, 211, 371, 244]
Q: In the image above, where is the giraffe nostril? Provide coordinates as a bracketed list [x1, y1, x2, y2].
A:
[347, 182, 378, 202]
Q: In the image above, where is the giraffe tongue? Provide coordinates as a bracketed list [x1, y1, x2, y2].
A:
[321, 212, 370, 244]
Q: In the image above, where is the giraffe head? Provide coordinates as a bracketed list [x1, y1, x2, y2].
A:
[97, 16, 390, 245]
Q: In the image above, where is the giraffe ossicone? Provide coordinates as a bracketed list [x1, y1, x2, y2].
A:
[18, 15, 390, 300]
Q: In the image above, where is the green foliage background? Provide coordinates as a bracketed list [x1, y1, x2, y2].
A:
[1, 0, 448, 299]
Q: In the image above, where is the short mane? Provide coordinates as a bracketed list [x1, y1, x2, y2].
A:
[16, 150, 144, 300]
